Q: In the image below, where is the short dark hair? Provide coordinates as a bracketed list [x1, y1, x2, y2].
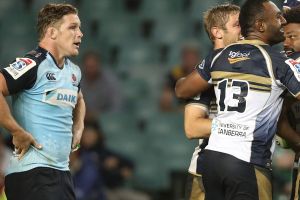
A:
[37, 3, 78, 41]
[239, 0, 269, 37]
[284, 6, 300, 24]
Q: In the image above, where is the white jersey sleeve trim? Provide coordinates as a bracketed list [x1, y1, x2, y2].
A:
[185, 103, 209, 115]
[254, 45, 283, 87]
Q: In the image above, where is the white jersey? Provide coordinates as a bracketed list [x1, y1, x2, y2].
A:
[198, 40, 300, 168]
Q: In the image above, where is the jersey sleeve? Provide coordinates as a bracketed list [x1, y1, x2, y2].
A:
[272, 53, 300, 96]
[196, 49, 223, 82]
[186, 87, 215, 113]
[196, 57, 211, 81]
[0, 57, 38, 95]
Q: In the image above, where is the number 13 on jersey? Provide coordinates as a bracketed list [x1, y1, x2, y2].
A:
[217, 79, 249, 113]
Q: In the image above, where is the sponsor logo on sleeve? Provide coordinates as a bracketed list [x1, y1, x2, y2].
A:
[285, 58, 300, 81]
[228, 51, 250, 64]
[4, 58, 36, 79]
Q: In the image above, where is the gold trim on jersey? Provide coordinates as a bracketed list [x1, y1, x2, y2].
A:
[255, 168, 272, 200]
[237, 40, 268, 46]
[211, 71, 272, 92]
[295, 91, 300, 98]
[228, 57, 250, 64]
[189, 175, 205, 200]
[188, 171, 202, 177]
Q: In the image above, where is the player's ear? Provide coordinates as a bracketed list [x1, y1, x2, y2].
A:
[211, 27, 223, 39]
[48, 27, 58, 40]
[255, 19, 265, 33]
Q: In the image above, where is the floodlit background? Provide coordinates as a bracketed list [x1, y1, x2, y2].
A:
[0, 0, 295, 200]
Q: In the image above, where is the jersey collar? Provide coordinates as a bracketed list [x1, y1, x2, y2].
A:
[36, 46, 66, 70]
[237, 40, 268, 46]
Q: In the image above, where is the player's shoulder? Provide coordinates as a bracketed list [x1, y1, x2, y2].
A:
[198, 49, 222, 70]
[2, 47, 47, 80]
[66, 58, 79, 69]
[257, 44, 288, 64]
[66, 59, 81, 74]
[66, 59, 82, 83]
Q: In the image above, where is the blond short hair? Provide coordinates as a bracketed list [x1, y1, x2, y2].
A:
[204, 4, 240, 41]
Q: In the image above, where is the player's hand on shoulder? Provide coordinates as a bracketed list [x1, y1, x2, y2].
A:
[12, 129, 42, 159]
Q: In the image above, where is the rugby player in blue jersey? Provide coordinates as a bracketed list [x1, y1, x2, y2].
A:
[0, 3, 85, 200]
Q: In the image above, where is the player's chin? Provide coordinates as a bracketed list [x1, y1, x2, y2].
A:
[70, 49, 80, 56]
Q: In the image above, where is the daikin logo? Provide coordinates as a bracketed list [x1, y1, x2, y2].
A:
[43, 88, 77, 108]
[56, 93, 76, 104]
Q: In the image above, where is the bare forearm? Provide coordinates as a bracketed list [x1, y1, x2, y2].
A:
[0, 92, 23, 135]
[73, 96, 86, 133]
[175, 77, 198, 99]
[185, 117, 211, 139]
[175, 70, 210, 99]
[184, 105, 212, 139]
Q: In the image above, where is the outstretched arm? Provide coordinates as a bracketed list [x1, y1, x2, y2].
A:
[175, 70, 210, 99]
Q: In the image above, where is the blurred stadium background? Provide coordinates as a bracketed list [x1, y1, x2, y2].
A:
[0, 0, 295, 200]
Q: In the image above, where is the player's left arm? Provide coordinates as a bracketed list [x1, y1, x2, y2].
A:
[72, 90, 86, 151]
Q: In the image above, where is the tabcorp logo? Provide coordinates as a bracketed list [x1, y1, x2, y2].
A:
[228, 51, 250, 64]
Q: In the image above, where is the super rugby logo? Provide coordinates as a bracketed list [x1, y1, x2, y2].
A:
[228, 51, 250, 64]
[285, 58, 300, 82]
[4, 58, 36, 80]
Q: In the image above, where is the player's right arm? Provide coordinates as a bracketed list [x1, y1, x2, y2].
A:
[175, 70, 210, 99]
[0, 58, 42, 159]
[175, 50, 221, 99]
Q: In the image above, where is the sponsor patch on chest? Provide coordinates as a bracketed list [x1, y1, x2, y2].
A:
[43, 88, 78, 108]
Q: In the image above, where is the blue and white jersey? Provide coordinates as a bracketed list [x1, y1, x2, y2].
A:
[1, 46, 81, 175]
[198, 40, 300, 168]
